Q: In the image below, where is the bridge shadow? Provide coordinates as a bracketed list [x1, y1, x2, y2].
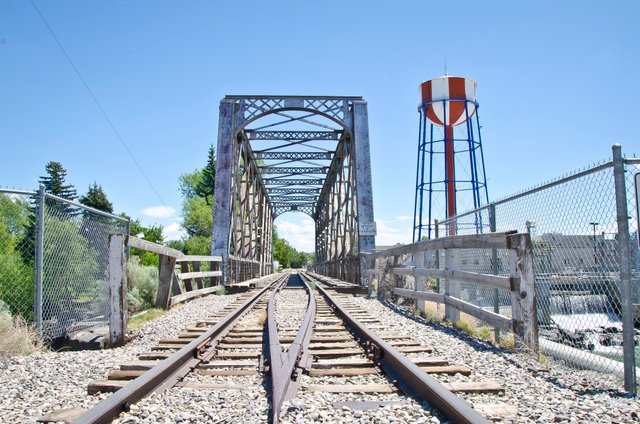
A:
[377, 299, 633, 399]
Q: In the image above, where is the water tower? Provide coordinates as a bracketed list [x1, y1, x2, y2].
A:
[412, 76, 489, 240]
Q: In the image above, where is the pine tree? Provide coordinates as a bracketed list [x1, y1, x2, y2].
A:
[196, 145, 216, 203]
[79, 183, 113, 213]
[39, 161, 77, 200]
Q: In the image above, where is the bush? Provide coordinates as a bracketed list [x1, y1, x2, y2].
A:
[126, 256, 158, 313]
[0, 300, 41, 357]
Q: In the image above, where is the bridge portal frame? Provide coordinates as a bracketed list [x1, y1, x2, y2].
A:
[211, 95, 376, 285]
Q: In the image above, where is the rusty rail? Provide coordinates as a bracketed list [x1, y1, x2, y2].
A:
[266, 275, 316, 423]
[310, 275, 490, 424]
[74, 273, 288, 424]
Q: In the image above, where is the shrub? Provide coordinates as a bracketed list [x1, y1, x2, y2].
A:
[126, 256, 158, 313]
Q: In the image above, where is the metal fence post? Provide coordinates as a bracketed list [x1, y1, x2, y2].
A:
[612, 143, 637, 394]
[489, 203, 500, 343]
[34, 184, 45, 339]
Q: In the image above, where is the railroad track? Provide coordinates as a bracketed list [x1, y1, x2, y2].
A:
[58, 271, 508, 423]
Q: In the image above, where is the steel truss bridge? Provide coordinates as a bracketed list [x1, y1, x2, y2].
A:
[211, 95, 376, 284]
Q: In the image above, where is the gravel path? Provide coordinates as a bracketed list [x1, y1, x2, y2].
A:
[0, 292, 241, 423]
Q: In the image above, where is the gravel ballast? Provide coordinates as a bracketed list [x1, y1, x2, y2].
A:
[0, 291, 638, 423]
[0, 292, 241, 423]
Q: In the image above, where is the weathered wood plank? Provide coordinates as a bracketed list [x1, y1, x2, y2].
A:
[156, 254, 177, 309]
[170, 285, 224, 306]
[445, 296, 514, 333]
[181, 382, 255, 390]
[199, 360, 257, 369]
[445, 248, 460, 322]
[108, 234, 127, 347]
[120, 361, 159, 371]
[177, 271, 222, 280]
[128, 236, 183, 258]
[215, 351, 261, 359]
[309, 368, 378, 377]
[442, 381, 504, 393]
[197, 369, 258, 376]
[395, 346, 434, 354]
[304, 384, 399, 393]
[37, 407, 88, 423]
[391, 268, 514, 291]
[138, 352, 171, 360]
[314, 357, 449, 368]
[509, 233, 539, 352]
[420, 365, 472, 375]
[88, 380, 127, 395]
[175, 255, 222, 263]
[393, 288, 445, 304]
[310, 348, 364, 357]
[308, 342, 359, 350]
[365, 232, 514, 259]
[180, 261, 193, 292]
[108, 370, 145, 380]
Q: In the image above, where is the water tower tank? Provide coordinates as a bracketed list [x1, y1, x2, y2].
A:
[413, 76, 489, 240]
[420, 76, 477, 126]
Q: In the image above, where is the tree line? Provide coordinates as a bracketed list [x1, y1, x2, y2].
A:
[29, 149, 312, 268]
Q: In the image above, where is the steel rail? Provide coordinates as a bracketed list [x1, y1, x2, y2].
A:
[266, 274, 316, 423]
[312, 278, 490, 424]
[74, 273, 289, 424]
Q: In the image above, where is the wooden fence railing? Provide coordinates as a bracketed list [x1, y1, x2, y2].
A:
[364, 231, 538, 352]
[108, 234, 222, 346]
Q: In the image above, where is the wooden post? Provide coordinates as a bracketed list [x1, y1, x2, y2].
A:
[212, 261, 220, 288]
[190, 261, 202, 289]
[414, 250, 426, 312]
[108, 234, 127, 347]
[444, 248, 460, 322]
[156, 254, 177, 309]
[509, 233, 539, 352]
[180, 261, 193, 292]
[489, 204, 500, 343]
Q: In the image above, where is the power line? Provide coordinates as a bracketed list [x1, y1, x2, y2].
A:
[28, 0, 174, 217]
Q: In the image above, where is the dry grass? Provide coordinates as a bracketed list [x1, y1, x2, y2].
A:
[0, 309, 42, 358]
[498, 333, 516, 349]
[453, 317, 479, 337]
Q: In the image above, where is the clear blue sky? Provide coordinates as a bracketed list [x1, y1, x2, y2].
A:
[1, 0, 638, 251]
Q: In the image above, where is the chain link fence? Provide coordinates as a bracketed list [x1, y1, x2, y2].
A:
[425, 145, 639, 392]
[0, 189, 36, 321]
[0, 186, 129, 341]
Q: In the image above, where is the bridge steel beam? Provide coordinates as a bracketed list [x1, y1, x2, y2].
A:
[212, 95, 375, 285]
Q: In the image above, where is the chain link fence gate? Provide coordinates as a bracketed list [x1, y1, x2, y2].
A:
[0, 186, 129, 341]
[428, 144, 639, 393]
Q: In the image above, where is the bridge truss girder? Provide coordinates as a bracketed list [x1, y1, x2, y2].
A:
[211, 96, 375, 284]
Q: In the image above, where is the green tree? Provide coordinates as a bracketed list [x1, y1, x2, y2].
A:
[196, 145, 216, 203]
[39, 161, 77, 200]
[79, 182, 113, 213]
[120, 214, 164, 266]
[177, 145, 216, 255]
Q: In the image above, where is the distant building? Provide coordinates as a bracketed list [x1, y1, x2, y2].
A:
[534, 233, 617, 274]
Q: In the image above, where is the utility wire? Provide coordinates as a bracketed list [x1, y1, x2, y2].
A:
[29, 0, 174, 216]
